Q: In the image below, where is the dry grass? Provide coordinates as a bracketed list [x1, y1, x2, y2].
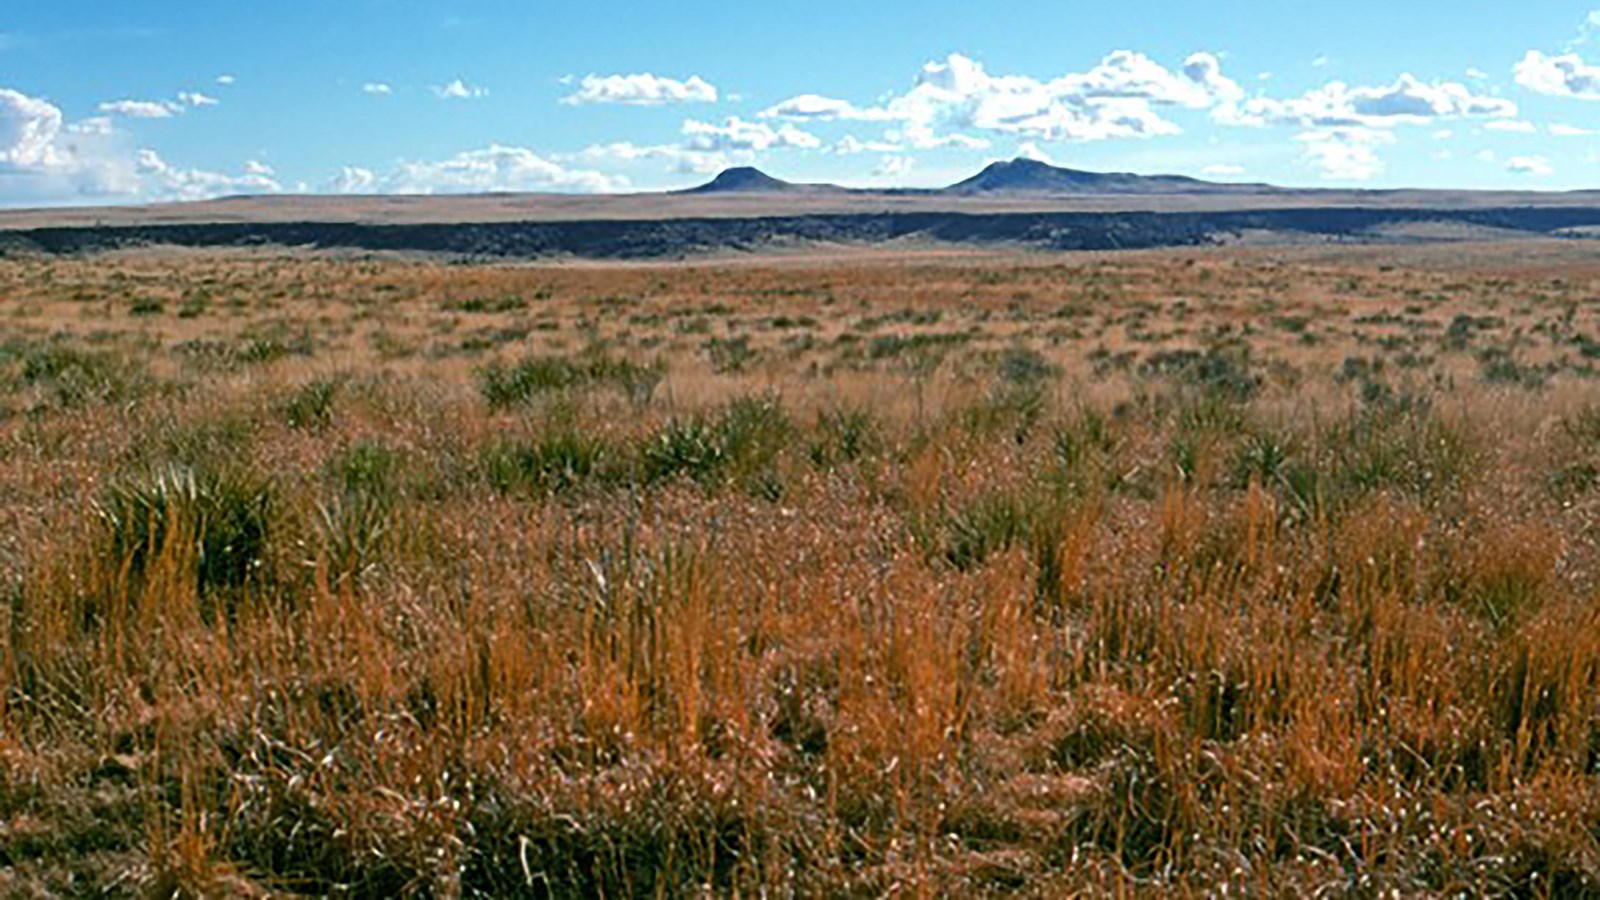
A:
[0, 244, 1598, 896]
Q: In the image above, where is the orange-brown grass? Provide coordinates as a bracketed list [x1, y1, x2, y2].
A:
[0, 245, 1598, 895]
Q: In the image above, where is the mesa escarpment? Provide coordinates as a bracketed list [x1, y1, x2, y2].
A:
[3, 205, 1600, 259]
[4, 159, 1600, 259]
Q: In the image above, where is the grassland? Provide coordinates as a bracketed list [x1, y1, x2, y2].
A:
[0, 243, 1597, 896]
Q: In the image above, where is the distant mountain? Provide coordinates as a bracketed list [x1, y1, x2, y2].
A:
[681, 167, 837, 194]
[680, 160, 1273, 198]
[944, 158, 1275, 196]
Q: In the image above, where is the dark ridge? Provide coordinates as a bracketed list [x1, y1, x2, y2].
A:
[3, 206, 1600, 261]
[944, 157, 1277, 196]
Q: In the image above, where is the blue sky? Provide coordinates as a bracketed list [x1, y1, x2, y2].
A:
[3, 1, 1600, 205]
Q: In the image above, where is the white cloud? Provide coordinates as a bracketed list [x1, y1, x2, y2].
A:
[68, 117, 115, 137]
[1515, 50, 1600, 100]
[1295, 127, 1394, 180]
[762, 50, 1243, 148]
[1182, 53, 1246, 104]
[363, 82, 392, 95]
[1506, 155, 1554, 175]
[0, 89, 142, 198]
[568, 115, 826, 178]
[1466, 67, 1489, 80]
[365, 145, 625, 194]
[0, 88, 65, 167]
[177, 91, 219, 108]
[872, 155, 914, 177]
[759, 94, 889, 121]
[1048, 50, 1231, 107]
[1551, 122, 1598, 135]
[216, 74, 236, 86]
[830, 134, 903, 154]
[98, 99, 179, 118]
[1578, 11, 1600, 47]
[244, 159, 274, 176]
[433, 79, 488, 100]
[568, 141, 739, 174]
[328, 166, 377, 194]
[1218, 74, 1516, 128]
[134, 149, 283, 201]
[682, 116, 821, 152]
[1484, 119, 1537, 132]
[1016, 141, 1053, 163]
[891, 126, 991, 151]
[0, 87, 275, 204]
[562, 73, 718, 106]
[1201, 163, 1246, 175]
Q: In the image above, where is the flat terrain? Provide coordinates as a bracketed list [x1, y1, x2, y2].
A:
[1, 242, 1599, 895]
[8, 175, 1600, 262]
[7, 186, 1600, 229]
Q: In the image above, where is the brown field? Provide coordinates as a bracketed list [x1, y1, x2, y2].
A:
[1, 242, 1599, 896]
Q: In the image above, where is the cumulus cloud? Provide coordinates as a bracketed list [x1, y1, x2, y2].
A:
[1506, 155, 1554, 175]
[433, 79, 488, 100]
[1515, 51, 1600, 100]
[0, 88, 65, 167]
[682, 116, 821, 152]
[1016, 141, 1053, 163]
[134, 149, 283, 201]
[363, 82, 392, 95]
[567, 141, 739, 174]
[562, 73, 718, 106]
[1295, 127, 1394, 180]
[1182, 53, 1246, 104]
[872, 155, 914, 177]
[1551, 122, 1598, 135]
[567, 115, 826, 179]
[1217, 74, 1516, 128]
[759, 94, 889, 121]
[0, 86, 281, 204]
[328, 166, 377, 194]
[0, 89, 142, 198]
[216, 74, 236, 86]
[244, 160, 275, 176]
[99, 89, 224, 119]
[830, 134, 903, 155]
[1484, 119, 1537, 132]
[68, 117, 115, 137]
[762, 50, 1242, 149]
[351, 145, 626, 194]
[99, 99, 179, 118]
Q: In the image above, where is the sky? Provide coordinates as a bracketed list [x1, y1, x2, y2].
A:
[3, 1, 1600, 206]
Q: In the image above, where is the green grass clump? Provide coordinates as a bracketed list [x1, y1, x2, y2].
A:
[643, 395, 791, 495]
[1141, 343, 1260, 401]
[484, 430, 619, 495]
[807, 407, 879, 470]
[281, 378, 340, 430]
[478, 352, 662, 408]
[315, 442, 408, 585]
[2, 339, 149, 409]
[95, 463, 273, 606]
[942, 491, 1029, 572]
